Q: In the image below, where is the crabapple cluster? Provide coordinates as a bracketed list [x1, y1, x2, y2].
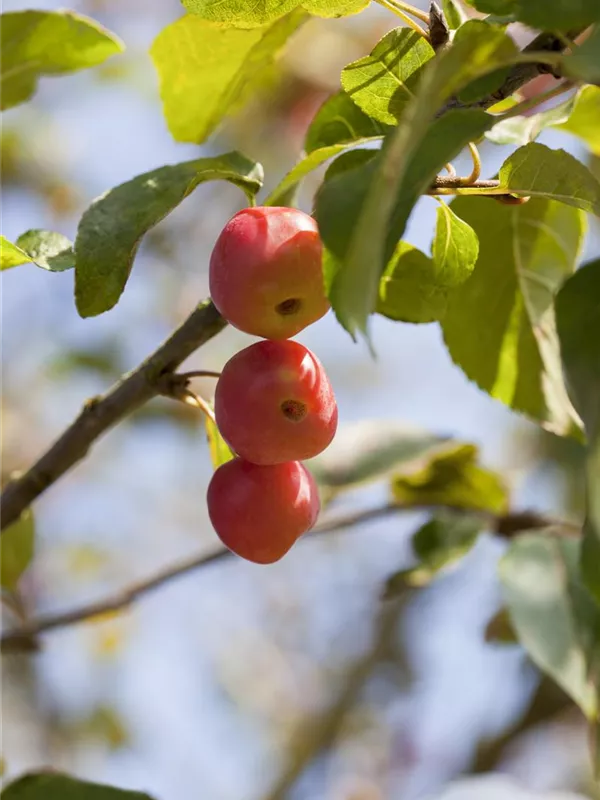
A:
[206, 207, 337, 564]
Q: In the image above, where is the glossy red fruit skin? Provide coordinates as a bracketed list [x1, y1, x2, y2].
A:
[207, 459, 320, 564]
[209, 206, 329, 340]
[215, 340, 338, 465]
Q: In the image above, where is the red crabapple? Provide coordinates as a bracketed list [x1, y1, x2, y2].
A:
[207, 458, 320, 564]
[209, 206, 329, 339]
[215, 339, 338, 465]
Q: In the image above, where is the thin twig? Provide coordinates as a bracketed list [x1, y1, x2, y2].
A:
[178, 370, 222, 381]
[0, 301, 227, 532]
[0, 505, 579, 653]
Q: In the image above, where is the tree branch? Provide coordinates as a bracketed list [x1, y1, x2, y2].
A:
[0, 300, 226, 532]
[0, 504, 579, 654]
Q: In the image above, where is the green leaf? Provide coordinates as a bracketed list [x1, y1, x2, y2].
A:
[391, 442, 509, 514]
[323, 148, 378, 182]
[318, 20, 519, 338]
[411, 510, 483, 572]
[555, 258, 600, 604]
[441, 0, 467, 28]
[486, 93, 576, 146]
[265, 141, 377, 207]
[151, 12, 304, 145]
[513, 0, 600, 32]
[340, 28, 434, 125]
[181, 0, 367, 27]
[74, 152, 263, 317]
[1, 236, 32, 270]
[555, 85, 600, 155]
[305, 91, 390, 153]
[16, 230, 74, 271]
[432, 201, 479, 279]
[497, 143, 600, 215]
[1, 231, 74, 272]
[500, 533, 599, 720]
[1, 10, 124, 111]
[0, 509, 35, 592]
[463, 0, 516, 13]
[306, 420, 450, 490]
[377, 205, 478, 324]
[563, 26, 600, 86]
[485, 607, 519, 643]
[1, 772, 155, 799]
[377, 242, 450, 323]
[205, 413, 235, 470]
[442, 197, 585, 436]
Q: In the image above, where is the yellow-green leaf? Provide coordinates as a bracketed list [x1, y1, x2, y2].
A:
[1, 236, 32, 270]
[1, 10, 124, 111]
[151, 12, 304, 144]
[205, 413, 234, 470]
[391, 443, 509, 514]
[0, 509, 35, 591]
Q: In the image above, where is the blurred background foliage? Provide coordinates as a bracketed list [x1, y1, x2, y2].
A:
[1, 0, 599, 798]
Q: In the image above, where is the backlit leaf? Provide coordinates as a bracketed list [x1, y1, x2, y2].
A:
[555, 85, 600, 155]
[205, 413, 235, 470]
[182, 0, 367, 27]
[151, 12, 304, 144]
[497, 143, 600, 215]
[1, 10, 123, 111]
[340, 28, 434, 125]
[442, 197, 585, 436]
[377, 242, 449, 323]
[74, 152, 263, 317]
[391, 442, 509, 514]
[1, 236, 32, 270]
[305, 91, 390, 153]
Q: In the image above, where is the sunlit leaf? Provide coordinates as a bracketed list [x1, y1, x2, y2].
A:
[151, 12, 304, 144]
[500, 533, 599, 720]
[441, 0, 467, 28]
[205, 412, 235, 470]
[555, 258, 600, 604]
[265, 140, 377, 207]
[1, 10, 123, 111]
[74, 153, 263, 317]
[305, 91, 390, 153]
[391, 442, 509, 513]
[555, 85, 600, 155]
[1, 236, 32, 270]
[377, 243, 450, 323]
[442, 197, 585, 436]
[497, 143, 600, 215]
[0, 509, 35, 592]
[341, 28, 434, 125]
[182, 0, 367, 27]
